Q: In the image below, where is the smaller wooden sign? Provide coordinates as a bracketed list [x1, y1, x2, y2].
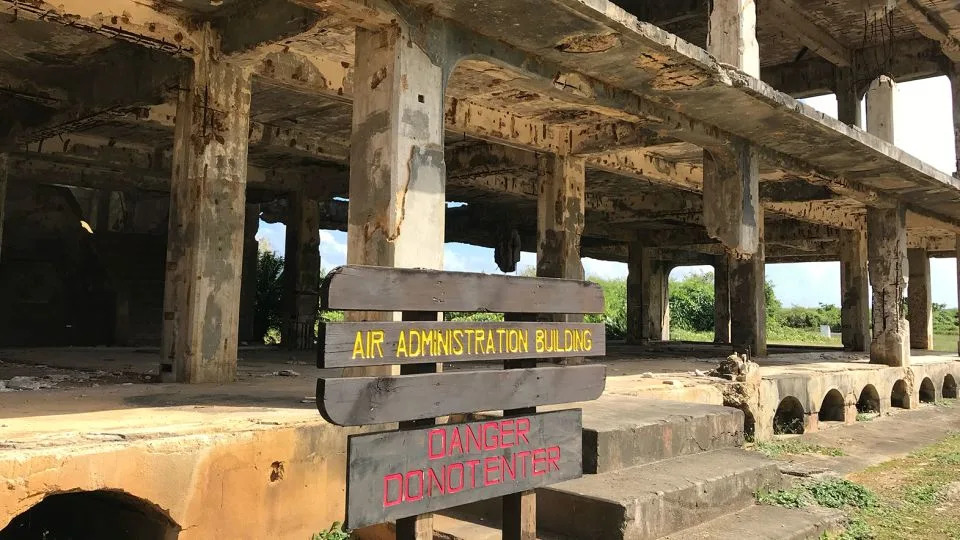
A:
[318, 365, 605, 426]
[319, 321, 605, 368]
[345, 410, 583, 529]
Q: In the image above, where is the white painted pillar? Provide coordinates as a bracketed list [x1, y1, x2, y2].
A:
[161, 26, 252, 383]
[866, 75, 896, 144]
[951, 66, 960, 176]
[708, 0, 760, 77]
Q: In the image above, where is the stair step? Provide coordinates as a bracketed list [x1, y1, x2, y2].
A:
[432, 514, 502, 540]
[577, 396, 745, 473]
[659, 504, 846, 540]
[536, 448, 784, 540]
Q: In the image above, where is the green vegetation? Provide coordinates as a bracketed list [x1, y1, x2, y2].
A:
[255, 249, 285, 344]
[311, 522, 350, 540]
[754, 440, 844, 458]
[757, 478, 876, 510]
[585, 278, 627, 339]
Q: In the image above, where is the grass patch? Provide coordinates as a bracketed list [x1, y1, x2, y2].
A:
[754, 440, 844, 458]
[819, 431, 960, 539]
[757, 478, 875, 510]
[855, 413, 875, 422]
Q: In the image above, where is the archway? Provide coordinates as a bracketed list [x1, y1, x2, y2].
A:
[0, 490, 179, 540]
[891, 380, 909, 409]
[773, 396, 805, 434]
[944, 374, 958, 399]
[818, 389, 846, 423]
[919, 377, 936, 404]
[857, 384, 881, 415]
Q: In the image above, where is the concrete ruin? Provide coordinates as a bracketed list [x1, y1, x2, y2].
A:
[4, 0, 960, 537]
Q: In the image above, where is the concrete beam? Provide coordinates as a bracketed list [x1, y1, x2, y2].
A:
[897, 0, 960, 62]
[703, 140, 761, 256]
[757, 0, 851, 66]
[161, 26, 252, 383]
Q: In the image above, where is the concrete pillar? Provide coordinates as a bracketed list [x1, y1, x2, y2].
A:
[704, 1, 761, 257]
[839, 227, 870, 351]
[950, 66, 960, 175]
[0, 153, 6, 263]
[536, 154, 585, 280]
[708, 0, 760, 78]
[160, 26, 252, 383]
[714, 255, 731, 344]
[344, 23, 446, 378]
[730, 218, 766, 356]
[238, 203, 260, 344]
[283, 191, 321, 350]
[866, 75, 896, 144]
[956, 234, 960, 355]
[835, 67, 862, 128]
[907, 248, 933, 350]
[867, 205, 910, 366]
[626, 243, 670, 342]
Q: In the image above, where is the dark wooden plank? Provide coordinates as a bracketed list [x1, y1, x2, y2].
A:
[319, 321, 605, 368]
[344, 410, 583, 529]
[317, 365, 606, 426]
[503, 313, 538, 540]
[320, 265, 604, 314]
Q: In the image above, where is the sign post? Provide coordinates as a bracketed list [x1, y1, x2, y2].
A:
[315, 266, 607, 538]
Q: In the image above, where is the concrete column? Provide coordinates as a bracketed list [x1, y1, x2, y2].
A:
[536, 154, 585, 280]
[956, 234, 960, 355]
[866, 75, 896, 144]
[626, 242, 642, 344]
[283, 191, 321, 350]
[160, 26, 252, 383]
[907, 248, 933, 350]
[730, 217, 766, 356]
[839, 227, 870, 351]
[835, 67, 862, 128]
[867, 205, 910, 366]
[238, 203, 260, 344]
[714, 255, 731, 344]
[0, 153, 6, 263]
[344, 23, 446, 378]
[708, 0, 760, 78]
[951, 66, 960, 176]
[705, 0, 761, 257]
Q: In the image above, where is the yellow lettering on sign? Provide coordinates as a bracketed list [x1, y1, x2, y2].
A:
[453, 330, 463, 355]
[352, 332, 365, 359]
[371, 330, 385, 358]
[584, 329, 592, 350]
[535, 329, 545, 353]
[397, 331, 408, 357]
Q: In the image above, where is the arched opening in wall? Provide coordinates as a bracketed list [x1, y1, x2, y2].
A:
[891, 379, 909, 409]
[0, 490, 179, 540]
[857, 384, 881, 417]
[944, 375, 958, 399]
[920, 377, 936, 404]
[667, 266, 715, 343]
[818, 389, 846, 423]
[741, 407, 756, 441]
[773, 396, 805, 435]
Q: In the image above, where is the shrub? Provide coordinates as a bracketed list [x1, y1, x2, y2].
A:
[255, 249, 284, 343]
[669, 272, 715, 332]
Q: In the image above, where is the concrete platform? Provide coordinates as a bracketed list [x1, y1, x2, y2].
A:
[659, 505, 846, 540]
[537, 448, 784, 540]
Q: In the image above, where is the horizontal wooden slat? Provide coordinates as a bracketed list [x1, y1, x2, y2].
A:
[317, 365, 606, 426]
[345, 410, 583, 529]
[319, 322, 606, 368]
[320, 265, 604, 313]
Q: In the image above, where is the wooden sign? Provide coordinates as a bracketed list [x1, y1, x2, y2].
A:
[320, 265, 604, 313]
[318, 365, 605, 426]
[344, 410, 583, 529]
[319, 321, 605, 368]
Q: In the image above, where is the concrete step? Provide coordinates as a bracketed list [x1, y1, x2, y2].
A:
[659, 504, 846, 540]
[536, 448, 784, 540]
[576, 396, 745, 473]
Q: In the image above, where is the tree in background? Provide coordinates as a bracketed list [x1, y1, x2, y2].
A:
[669, 272, 714, 332]
[255, 249, 284, 344]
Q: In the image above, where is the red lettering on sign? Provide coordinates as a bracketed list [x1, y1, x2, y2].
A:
[383, 473, 403, 507]
[449, 427, 464, 455]
[483, 456, 501, 486]
[405, 470, 424, 501]
[516, 417, 531, 445]
[482, 422, 499, 450]
[467, 424, 482, 453]
[500, 419, 515, 447]
[427, 467, 444, 496]
[447, 462, 465, 493]
[547, 446, 561, 472]
[428, 429, 445, 460]
[465, 459, 481, 489]
[501, 454, 516, 481]
[532, 448, 547, 476]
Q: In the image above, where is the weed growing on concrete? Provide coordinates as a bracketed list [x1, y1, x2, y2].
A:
[855, 413, 874, 422]
[312, 522, 350, 540]
[754, 440, 844, 458]
[757, 479, 875, 510]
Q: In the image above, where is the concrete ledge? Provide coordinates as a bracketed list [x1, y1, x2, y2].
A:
[660, 504, 846, 540]
[537, 448, 784, 540]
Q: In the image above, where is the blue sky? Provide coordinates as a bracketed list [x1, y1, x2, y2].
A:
[258, 76, 959, 308]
